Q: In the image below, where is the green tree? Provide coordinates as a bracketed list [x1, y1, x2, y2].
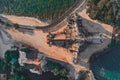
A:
[60, 77, 66, 80]
[52, 68, 60, 75]
[20, 76, 25, 80]
[60, 69, 67, 77]
[87, 0, 119, 27]
[13, 24, 20, 29]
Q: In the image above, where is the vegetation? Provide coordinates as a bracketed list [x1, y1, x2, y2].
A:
[8, 73, 25, 80]
[13, 23, 20, 29]
[109, 40, 118, 47]
[0, 0, 76, 23]
[1, 50, 20, 72]
[5, 22, 12, 27]
[0, 50, 26, 80]
[0, 49, 70, 80]
[45, 60, 70, 80]
[77, 70, 89, 80]
[21, 48, 31, 53]
[87, 0, 120, 27]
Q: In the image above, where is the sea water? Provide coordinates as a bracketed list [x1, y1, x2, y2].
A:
[91, 45, 120, 80]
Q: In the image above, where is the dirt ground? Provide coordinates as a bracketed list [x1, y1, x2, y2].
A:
[6, 29, 73, 63]
[2, 15, 48, 27]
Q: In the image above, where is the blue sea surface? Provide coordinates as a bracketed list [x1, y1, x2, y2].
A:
[91, 45, 120, 80]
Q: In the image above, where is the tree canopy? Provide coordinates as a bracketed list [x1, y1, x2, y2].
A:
[87, 0, 120, 27]
[0, 0, 76, 23]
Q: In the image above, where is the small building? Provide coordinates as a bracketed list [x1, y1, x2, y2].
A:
[0, 73, 7, 80]
[18, 51, 27, 66]
[18, 49, 38, 66]
[26, 49, 38, 60]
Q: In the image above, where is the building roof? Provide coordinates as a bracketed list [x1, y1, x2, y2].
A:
[26, 50, 38, 60]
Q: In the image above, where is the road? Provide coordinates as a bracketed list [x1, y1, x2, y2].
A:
[1, 0, 87, 33]
[36, 0, 87, 32]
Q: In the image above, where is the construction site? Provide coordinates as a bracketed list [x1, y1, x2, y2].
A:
[0, 0, 114, 79]
[46, 13, 106, 65]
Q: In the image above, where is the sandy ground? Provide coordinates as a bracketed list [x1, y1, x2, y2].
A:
[52, 25, 67, 40]
[54, 34, 66, 40]
[78, 9, 113, 33]
[52, 25, 67, 34]
[24, 59, 41, 65]
[5, 28, 88, 72]
[6, 29, 73, 63]
[2, 15, 48, 27]
[72, 63, 87, 72]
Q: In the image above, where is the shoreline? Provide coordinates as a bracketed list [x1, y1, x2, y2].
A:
[89, 41, 120, 67]
[1, 14, 49, 27]
[76, 7, 114, 80]
[77, 7, 113, 64]
[89, 42, 120, 80]
[86, 43, 112, 80]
